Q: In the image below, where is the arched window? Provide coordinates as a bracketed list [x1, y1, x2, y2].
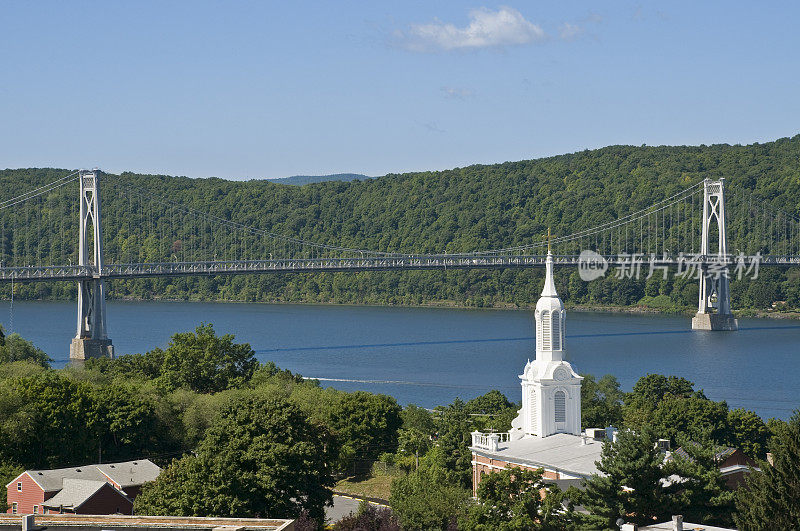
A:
[554, 390, 566, 423]
[551, 311, 561, 350]
[541, 310, 551, 349]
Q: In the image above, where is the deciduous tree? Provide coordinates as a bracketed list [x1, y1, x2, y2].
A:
[460, 467, 581, 531]
[134, 393, 335, 521]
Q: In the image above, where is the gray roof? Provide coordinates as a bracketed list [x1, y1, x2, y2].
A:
[22, 459, 161, 493]
[96, 460, 162, 488]
[42, 479, 127, 510]
[25, 467, 108, 493]
[640, 521, 735, 531]
[471, 433, 604, 478]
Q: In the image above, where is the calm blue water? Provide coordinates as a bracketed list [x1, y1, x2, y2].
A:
[5, 301, 799, 420]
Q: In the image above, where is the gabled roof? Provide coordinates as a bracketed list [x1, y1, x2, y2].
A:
[96, 460, 161, 488]
[20, 467, 108, 493]
[41, 479, 129, 510]
[672, 444, 738, 464]
[7, 459, 161, 493]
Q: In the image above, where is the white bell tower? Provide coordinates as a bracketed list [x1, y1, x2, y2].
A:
[510, 247, 582, 439]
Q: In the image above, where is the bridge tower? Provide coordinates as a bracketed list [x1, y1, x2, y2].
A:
[69, 169, 114, 361]
[692, 178, 738, 331]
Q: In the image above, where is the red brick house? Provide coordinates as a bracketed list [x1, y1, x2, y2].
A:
[6, 460, 161, 516]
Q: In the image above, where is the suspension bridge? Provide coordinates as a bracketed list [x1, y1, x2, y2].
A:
[0, 169, 798, 361]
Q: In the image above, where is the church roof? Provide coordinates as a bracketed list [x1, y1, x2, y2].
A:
[471, 433, 603, 478]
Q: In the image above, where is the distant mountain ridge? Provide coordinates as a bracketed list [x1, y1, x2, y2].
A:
[268, 173, 370, 185]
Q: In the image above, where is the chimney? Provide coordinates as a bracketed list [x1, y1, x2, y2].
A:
[672, 514, 683, 531]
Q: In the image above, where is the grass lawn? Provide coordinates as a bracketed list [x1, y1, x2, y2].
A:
[334, 469, 405, 501]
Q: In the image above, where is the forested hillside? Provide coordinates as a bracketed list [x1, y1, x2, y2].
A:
[269, 173, 370, 185]
[1, 136, 799, 313]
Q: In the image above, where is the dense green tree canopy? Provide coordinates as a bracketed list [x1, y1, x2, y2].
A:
[133, 393, 335, 521]
[581, 373, 624, 429]
[389, 466, 470, 531]
[460, 467, 580, 531]
[734, 412, 800, 530]
[95, 324, 259, 393]
[0, 333, 51, 368]
[325, 390, 403, 463]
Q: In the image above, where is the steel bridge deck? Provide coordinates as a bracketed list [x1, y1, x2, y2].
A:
[0, 255, 798, 282]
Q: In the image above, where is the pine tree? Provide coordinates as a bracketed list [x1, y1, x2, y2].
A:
[734, 412, 800, 530]
[584, 428, 673, 528]
[666, 439, 735, 527]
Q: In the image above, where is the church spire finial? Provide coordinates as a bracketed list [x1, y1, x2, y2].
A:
[540, 229, 558, 298]
[543, 227, 554, 255]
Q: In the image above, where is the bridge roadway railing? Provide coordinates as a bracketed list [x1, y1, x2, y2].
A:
[0, 254, 798, 282]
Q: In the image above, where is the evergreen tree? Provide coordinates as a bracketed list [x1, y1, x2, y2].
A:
[734, 412, 800, 530]
[666, 439, 735, 527]
[584, 428, 672, 528]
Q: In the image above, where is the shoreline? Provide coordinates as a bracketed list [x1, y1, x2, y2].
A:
[4, 296, 800, 321]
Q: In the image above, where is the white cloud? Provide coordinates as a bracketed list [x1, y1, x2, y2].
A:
[441, 86, 474, 99]
[397, 7, 546, 52]
[559, 22, 582, 40]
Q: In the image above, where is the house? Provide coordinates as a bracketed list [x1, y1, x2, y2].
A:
[6, 460, 161, 516]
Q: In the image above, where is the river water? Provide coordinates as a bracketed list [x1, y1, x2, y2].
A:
[5, 301, 799, 420]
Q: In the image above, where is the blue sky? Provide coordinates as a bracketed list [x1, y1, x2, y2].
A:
[2, 1, 799, 180]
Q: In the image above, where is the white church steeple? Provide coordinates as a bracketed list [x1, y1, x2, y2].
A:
[510, 243, 583, 440]
[535, 253, 566, 363]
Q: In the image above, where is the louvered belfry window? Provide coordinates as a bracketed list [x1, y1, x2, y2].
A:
[551, 311, 561, 350]
[541, 311, 551, 349]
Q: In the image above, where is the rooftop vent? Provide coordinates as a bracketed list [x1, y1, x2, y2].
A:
[585, 428, 606, 440]
[75, 469, 82, 472]
[109, 465, 115, 468]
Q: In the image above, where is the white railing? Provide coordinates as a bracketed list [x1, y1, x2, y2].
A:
[471, 431, 510, 452]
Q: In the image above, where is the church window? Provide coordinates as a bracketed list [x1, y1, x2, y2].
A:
[551, 311, 561, 350]
[554, 390, 566, 423]
[541, 311, 551, 349]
